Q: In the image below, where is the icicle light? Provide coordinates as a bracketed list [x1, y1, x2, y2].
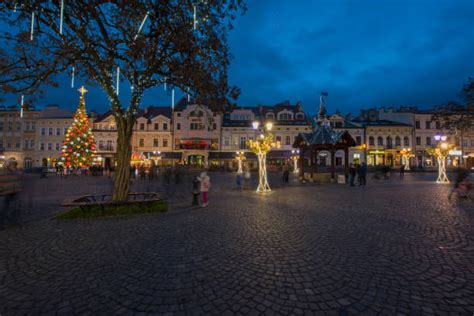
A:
[193, 5, 197, 30]
[134, 11, 149, 40]
[20, 95, 24, 118]
[59, 0, 64, 34]
[171, 89, 175, 110]
[71, 66, 75, 88]
[116, 66, 120, 95]
[30, 12, 35, 41]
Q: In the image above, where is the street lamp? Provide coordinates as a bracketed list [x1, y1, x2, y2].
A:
[235, 151, 246, 173]
[291, 149, 300, 173]
[248, 120, 278, 193]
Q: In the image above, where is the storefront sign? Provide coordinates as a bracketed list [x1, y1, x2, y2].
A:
[448, 150, 462, 156]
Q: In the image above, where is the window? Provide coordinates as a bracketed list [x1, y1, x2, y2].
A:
[213, 123, 217, 130]
[369, 136, 374, 146]
[463, 139, 468, 147]
[335, 122, 343, 128]
[40, 143, 45, 150]
[425, 121, 431, 129]
[163, 139, 168, 147]
[0, 122, 3, 131]
[106, 140, 112, 150]
[415, 121, 420, 129]
[239, 137, 247, 149]
[0, 140, 3, 149]
[25, 122, 30, 131]
[395, 136, 401, 146]
[55, 143, 60, 151]
[154, 123, 159, 130]
[31, 122, 36, 131]
[64, 128, 68, 135]
[177, 113, 181, 117]
[153, 139, 159, 147]
[48, 143, 52, 150]
[139, 123, 145, 131]
[8, 122, 12, 131]
[356, 136, 362, 145]
[295, 113, 304, 120]
[435, 121, 441, 129]
[416, 137, 421, 146]
[276, 136, 282, 143]
[48, 128, 53, 136]
[163, 123, 168, 130]
[99, 140, 104, 149]
[386, 136, 393, 148]
[266, 113, 274, 119]
[279, 113, 292, 120]
[16, 122, 21, 131]
[24, 140, 29, 149]
[139, 139, 144, 147]
[224, 137, 230, 146]
[177, 123, 181, 130]
[377, 137, 384, 146]
[285, 135, 291, 145]
[470, 140, 474, 147]
[7, 143, 11, 149]
[41, 128, 46, 136]
[426, 137, 431, 146]
[56, 128, 61, 136]
[190, 123, 203, 130]
[30, 140, 34, 148]
[15, 141, 20, 148]
[403, 136, 409, 146]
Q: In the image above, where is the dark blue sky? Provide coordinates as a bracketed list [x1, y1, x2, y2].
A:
[5, 0, 474, 115]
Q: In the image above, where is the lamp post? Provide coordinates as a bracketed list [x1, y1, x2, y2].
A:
[235, 151, 246, 173]
[247, 121, 278, 193]
[431, 134, 450, 183]
[291, 149, 300, 173]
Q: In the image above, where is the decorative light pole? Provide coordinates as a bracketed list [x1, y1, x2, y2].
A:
[291, 149, 300, 173]
[247, 121, 278, 193]
[400, 147, 414, 170]
[235, 151, 246, 173]
[428, 134, 451, 184]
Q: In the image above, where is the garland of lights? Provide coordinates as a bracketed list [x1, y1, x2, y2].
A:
[426, 144, 453, 184]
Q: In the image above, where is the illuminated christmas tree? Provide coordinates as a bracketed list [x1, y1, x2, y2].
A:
[60, 86, 96, 169]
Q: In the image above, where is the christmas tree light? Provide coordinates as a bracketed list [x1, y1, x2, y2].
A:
[60, 86, 96, 169]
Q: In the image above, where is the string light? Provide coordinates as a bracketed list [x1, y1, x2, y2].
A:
[134, 11, 149, 40]
[30, 12, 35, 41]
[171, 88, 175, 110]
[59, 0, 64, 34]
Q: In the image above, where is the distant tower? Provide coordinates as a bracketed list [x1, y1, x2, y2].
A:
[316, 91, 329, 126]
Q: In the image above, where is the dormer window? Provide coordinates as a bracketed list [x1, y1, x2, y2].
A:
[295, 113, 304, 120]
[278, 112, 293, 120]
[266, 113, 275, 119]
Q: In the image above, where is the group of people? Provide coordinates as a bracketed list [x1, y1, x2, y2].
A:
[348, 162, 368, 186]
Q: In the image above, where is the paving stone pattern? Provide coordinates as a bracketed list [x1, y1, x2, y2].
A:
[0, 173, 473, 315]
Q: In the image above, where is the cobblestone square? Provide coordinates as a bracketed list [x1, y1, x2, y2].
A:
[0, 173, 473, 315]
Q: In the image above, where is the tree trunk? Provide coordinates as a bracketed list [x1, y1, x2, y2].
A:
[113, 117, 134, 201]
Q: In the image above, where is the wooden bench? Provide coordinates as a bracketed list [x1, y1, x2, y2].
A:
[62, 192, 164, 212]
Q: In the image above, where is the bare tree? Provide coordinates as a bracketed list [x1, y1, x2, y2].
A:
[433, 78, 474, 166]
[0, 0, 245, 201]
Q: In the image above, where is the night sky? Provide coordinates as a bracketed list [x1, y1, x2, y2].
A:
[3, 0, 474, 115]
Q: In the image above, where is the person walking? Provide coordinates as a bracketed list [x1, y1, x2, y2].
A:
[0, 161, 22, 225]
[199, 171, 210, 207]
[399, 164, 405, 180]
[282, 164, 290, 183]
[236, 171, 243, 190]
[192, 175, 201, 206]
[359, 162, 367, 186]
[243, 166, 251, 190]
[349, 163, 356, 186]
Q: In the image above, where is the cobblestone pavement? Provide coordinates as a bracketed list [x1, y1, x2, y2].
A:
[0, 173, 473, 315]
